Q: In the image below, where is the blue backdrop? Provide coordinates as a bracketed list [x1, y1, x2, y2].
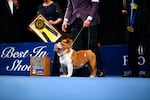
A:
[0, 43, 146, 76]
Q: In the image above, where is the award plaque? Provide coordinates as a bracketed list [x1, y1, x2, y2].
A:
[29, 14, 62, 42]
[30, 56, 50, 76]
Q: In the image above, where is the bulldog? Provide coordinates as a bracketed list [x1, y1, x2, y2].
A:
[54, 41, 97, 77]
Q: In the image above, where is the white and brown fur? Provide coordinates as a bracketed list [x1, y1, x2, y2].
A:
[54, 42, 97, 77]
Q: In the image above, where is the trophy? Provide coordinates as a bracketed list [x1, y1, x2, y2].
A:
[28, 14, 62, 42]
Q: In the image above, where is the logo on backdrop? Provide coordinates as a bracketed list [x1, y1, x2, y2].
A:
[122, 45, 146, 76]
[123, 44, 145, 66]
[123, 55, 145, 66]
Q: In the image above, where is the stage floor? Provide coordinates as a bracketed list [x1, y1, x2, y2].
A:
[0, 76, 150, 100]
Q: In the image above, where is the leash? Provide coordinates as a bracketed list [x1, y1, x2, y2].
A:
[87, 27, 90, 49]
[71, 27, 91, 50]
[71, 27, 84, 47]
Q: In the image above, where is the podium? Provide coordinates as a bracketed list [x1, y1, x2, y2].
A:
[30, 56, 50, 76]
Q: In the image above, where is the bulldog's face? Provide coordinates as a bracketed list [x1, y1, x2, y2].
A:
[54, 42, 71, 55]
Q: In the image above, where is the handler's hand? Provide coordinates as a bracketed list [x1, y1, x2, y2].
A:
[83, 20, 91, 28]
[62, 21, 68, 32]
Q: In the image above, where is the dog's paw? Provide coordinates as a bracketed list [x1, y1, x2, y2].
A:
[60, 74, 72, 77]
[60, 75, 67, 77]
[89, 75, 95, 78]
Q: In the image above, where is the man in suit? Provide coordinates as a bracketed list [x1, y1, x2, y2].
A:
[142, 0, 150, 77]
[121, 0, 150, 77]
[0, 0, 24, 43]
[61, 0, 105, 77]
[121, 0, 141, 77]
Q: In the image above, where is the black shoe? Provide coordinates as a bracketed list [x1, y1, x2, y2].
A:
[97, 70, 105, 77]
[143, 71, 150, 78]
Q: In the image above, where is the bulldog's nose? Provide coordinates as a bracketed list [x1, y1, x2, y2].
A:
[57, 48, 61, 50]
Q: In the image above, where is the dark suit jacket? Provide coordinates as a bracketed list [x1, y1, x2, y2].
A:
[64, 0, 100, 26]
[0, 0, 24, 43]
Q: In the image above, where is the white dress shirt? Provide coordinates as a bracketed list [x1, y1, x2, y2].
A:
[7, 0, 13, 15]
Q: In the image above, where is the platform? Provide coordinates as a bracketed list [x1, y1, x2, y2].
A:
[0, 76, 150, 100]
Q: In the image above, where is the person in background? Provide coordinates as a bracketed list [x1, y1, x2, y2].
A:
[143, 0, 150, 77]
[121, 0, 130, 44]
[61, 0, 105, 77]
[0, 0, 25, 43]
[121, 0, 140, 77]
[37, 0, 63, 76]
[122, 0, 150, 77]
[37, 0, 63, 31]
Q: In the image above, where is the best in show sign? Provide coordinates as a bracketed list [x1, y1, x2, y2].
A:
[0, 42, 54, 76]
